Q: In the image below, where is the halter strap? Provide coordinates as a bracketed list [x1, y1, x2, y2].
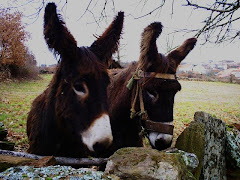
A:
[127, 69, 175, 135]
[127, 70, 176, 90]
[137, 70, 176, 80]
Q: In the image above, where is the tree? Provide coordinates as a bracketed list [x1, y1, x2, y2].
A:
[184, 0, 240, 43]
[0, 9, 37, 79]
[0, 10, 29, 66]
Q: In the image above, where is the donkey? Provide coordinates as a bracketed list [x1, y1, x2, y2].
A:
[107, 22, 197, 154]
[27, 3, 124, 157]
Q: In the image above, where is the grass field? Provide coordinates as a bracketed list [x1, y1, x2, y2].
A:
[0, 75, 52, 151]
[0, 75, 239, 152]
[173, 80, 240, 140]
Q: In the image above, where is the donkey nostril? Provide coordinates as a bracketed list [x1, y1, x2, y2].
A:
[93, 139, 111, 153]
[93, 142, 105, 152]
[154, 138, 172, 151]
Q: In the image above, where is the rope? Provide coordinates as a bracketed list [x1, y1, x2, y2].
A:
[130, 83, 139, 119]
[139, 84, 149, 120]
[128, 69, 149, 121]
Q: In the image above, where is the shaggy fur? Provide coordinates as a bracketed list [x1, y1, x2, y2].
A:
[27, 3, 124, 157]
[107, 22, 197, 155]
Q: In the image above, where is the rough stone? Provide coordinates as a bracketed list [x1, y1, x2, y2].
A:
[0, 126, 7, 141]
[175, 121, 205, 179]
[225, 125, 240, 179]
[175, 150, 199, 169]
[0, 123, 15, 150]
[0, 141, 14, 151]
[194, 111, 227, 180]
[0, 165, 119, 179]
[105, 147, 196, 180]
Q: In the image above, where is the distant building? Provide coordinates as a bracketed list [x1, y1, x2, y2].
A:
[178, 63, 193, 72]
[48, 64, 57, 67]
[216, 63, 228, 70]
[217, 68, 240, 79]
[178, 60, 240, 79]
[40, 64, 47, 67]
[232, 71, 240, 78]
[219, 60, 235, 64]
[192, 64, 208, 74]
[178, 63, 208, 75]
[215, 60, 238, 70]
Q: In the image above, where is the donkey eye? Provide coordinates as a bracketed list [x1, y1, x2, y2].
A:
[72, 82, 89, 98]
[74, 82, 85, 93]
[146, 90, 159, 101]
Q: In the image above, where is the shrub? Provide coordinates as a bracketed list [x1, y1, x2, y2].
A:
[0, 9, 39, 80]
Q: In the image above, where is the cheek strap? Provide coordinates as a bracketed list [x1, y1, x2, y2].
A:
[127, 69, 175, 135]
[142, 120, 174, 135]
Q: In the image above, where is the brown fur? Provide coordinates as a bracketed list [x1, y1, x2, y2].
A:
[107, 22, 197, 155]
[90, 12, 124, 64]
[27, 3, 124, 157]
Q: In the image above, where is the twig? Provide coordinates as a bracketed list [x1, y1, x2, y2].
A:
[134, 0, 166, 19]
[184, 0, 240, 13]
[77, 0, 93, 21]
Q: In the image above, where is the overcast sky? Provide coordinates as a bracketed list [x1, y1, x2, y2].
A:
[3, 0, 240, 65]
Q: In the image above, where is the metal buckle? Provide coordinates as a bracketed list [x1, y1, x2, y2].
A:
[137, 70, 144, 78]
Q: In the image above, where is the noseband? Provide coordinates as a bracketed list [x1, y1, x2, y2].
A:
[126, 69, 176, 135]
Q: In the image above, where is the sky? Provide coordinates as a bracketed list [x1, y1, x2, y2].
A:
[2, 0, 240, 66]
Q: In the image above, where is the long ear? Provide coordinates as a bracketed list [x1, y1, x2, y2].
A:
[90, 12, 124, 65]
[138, 22, 163, 70]
[44, 3, 77, 58]
[167, 38, 197, 67]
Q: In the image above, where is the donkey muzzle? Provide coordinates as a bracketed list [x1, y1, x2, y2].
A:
[149, 132, 173, 151]
[147, 121, 174, 151]
[81, 113, 113, 152]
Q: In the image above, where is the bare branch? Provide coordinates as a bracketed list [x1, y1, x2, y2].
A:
[77, 0, 93, 21]
[171, 0, 175, 16]
[183, 0, 240, 43]
[111, 0, 115, 12]
[184, 0, 240, 13]
[0, 0, 35, 10]
[134, 0, 166, 19]
[98, 0, 109, 22]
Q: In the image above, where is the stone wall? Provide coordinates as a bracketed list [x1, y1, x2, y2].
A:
[0, 112, 239, 179]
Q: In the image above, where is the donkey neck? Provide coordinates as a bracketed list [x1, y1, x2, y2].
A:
[108, 63, 138, 118]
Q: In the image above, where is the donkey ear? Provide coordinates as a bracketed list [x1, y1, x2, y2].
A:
[90, 12, 124, 65]
[138, 22, 163, 70]
[167, 38, 197, 68]
[44, 3, 77, 58]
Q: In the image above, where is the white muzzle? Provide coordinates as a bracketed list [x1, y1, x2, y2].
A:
[81, 113, 113, 152]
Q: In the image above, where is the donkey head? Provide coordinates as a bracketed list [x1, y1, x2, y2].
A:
[44, 3, 123, 154]
[137, 22, 197, 150]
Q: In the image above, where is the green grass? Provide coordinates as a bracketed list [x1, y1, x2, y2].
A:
[173, 80, 240, 139]
[0, 75, 239, 152]
[0, 74, 52, 151]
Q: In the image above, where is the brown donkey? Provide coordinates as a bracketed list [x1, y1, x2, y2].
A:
[27, 3, 124, 157]
[107, 22, 197, 155]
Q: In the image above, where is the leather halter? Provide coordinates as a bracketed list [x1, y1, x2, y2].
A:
[126, 69, 176, 135]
